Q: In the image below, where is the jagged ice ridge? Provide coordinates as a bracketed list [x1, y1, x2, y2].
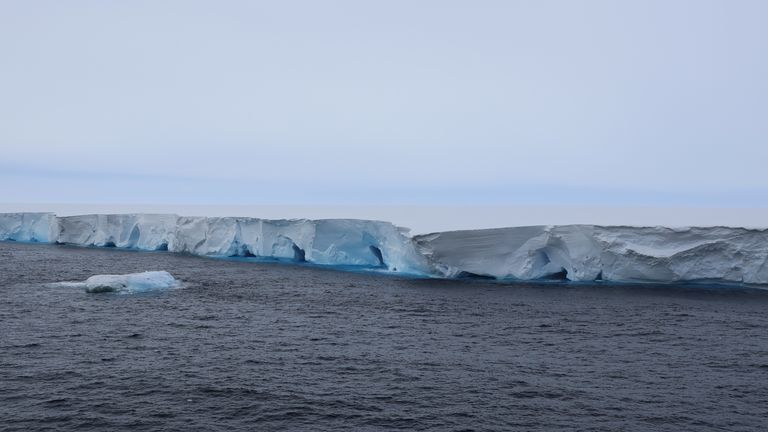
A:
[2, 213, 767, 286]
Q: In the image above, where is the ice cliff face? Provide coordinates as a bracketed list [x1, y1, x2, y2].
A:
[56, 214, 178, 250]
[3, 213, 426, 275]
[2, 213, 767, 286]
[0, 213, 57, 243]
[414, 225, 768, 285]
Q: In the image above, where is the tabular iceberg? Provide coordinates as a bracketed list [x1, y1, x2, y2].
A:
[2, 213, 767, 286]
[414, 225, 768, 285]
[1, 213, 427, 275]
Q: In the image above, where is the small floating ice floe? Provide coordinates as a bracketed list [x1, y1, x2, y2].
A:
[53, 271, 181, 293]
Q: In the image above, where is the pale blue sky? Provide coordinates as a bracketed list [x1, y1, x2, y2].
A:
[2, 0, 767, 205]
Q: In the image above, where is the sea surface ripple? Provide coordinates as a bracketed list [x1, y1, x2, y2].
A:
[1, 242, 767, 431]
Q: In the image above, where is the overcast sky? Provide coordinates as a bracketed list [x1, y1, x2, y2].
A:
[2, 0, 767, 206]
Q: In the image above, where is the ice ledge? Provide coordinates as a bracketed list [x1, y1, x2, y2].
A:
[1, 213, 767, 286]
[414, 225, 768, 286]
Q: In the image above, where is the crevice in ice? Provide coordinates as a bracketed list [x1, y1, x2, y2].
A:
[292, 244, 306, 262]
[369, 245, 386, 267]
[128, 225, 140, 245]
[103, 241, 116, 248]
[456, 271, 496, 280]
[193, 238, 206, 251]
[156, 242, 168, 251]
[537, 250, 551, 265]
[595, 270, 603, 281]
[539, 268, 569, 281]
[238, 244, 256, 257]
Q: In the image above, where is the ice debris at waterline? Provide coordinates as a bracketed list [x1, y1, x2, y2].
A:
[2, 213, 768, 286]
[51, 271, 181, 293]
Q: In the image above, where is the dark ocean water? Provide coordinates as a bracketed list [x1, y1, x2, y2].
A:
[1, 242, 767, 431]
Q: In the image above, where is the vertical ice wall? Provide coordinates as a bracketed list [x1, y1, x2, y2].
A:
[56, 214, 177, 250]
[1, 213, 767, 285]
[0, 213, 427, 274]
[0, 213, 57, 242]
[414, 225, 768, 285]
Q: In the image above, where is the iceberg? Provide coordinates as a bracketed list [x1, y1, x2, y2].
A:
[0, 213, 56, 242]
[52, 271, 180, 293]
[2, 213, 767, 286]
[1, 213, 428, 274]
[167, 216, 427, 273]
[414, 225, 768, 285]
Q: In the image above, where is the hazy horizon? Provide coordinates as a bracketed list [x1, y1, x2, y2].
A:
[2, 1, 767, 216]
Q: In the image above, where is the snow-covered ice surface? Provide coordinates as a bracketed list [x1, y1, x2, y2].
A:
[414, 225, 768, 286]
[2, 213, 767, 286]
[51, 271, 180, 293]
